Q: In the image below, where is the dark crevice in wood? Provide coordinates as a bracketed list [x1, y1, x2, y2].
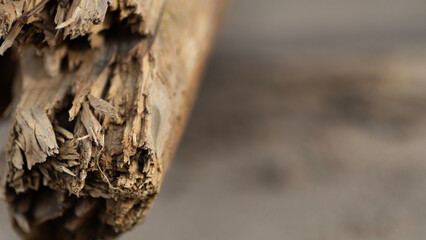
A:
[0, 48, 16, 115]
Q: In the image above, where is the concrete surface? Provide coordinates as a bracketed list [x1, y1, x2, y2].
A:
[3, 0, 426, 239]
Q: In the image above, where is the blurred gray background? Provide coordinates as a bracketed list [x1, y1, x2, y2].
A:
[3, 0, 426, 239]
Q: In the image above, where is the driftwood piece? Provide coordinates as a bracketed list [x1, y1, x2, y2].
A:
[0, 0, 228, 239]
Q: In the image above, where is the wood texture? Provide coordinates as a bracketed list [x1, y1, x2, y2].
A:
[0, 0, 228, 239]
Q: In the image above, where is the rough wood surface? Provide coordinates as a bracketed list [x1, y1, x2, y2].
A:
[0, 0, 228, 239]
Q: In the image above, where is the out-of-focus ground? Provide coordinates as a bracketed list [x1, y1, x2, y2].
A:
[3, 0, 426, 239]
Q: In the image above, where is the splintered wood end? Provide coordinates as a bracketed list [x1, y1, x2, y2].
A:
[0, 0, 229, 239]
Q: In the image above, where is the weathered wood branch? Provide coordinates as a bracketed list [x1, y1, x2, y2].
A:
[0, 0, 228, 239]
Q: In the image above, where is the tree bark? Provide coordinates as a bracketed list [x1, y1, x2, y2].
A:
[0, 0, 228, 239]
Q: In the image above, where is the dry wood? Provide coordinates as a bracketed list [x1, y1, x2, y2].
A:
[0, 0, 228, 239]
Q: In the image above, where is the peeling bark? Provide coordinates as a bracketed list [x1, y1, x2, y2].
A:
[0, 0, 228, 239]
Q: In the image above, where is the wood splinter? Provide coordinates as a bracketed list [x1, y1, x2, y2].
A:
[0, 0, 228, 239]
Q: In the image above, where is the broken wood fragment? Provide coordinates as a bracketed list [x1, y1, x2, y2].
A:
[0, 0, 228, 239]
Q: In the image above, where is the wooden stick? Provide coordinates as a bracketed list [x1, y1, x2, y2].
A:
[0, 0, 228, 239]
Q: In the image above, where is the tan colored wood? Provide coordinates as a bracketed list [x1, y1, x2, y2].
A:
[0, 0, 228, 239]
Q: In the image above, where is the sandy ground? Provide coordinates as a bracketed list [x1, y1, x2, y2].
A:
[3, 0, 426, 239]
